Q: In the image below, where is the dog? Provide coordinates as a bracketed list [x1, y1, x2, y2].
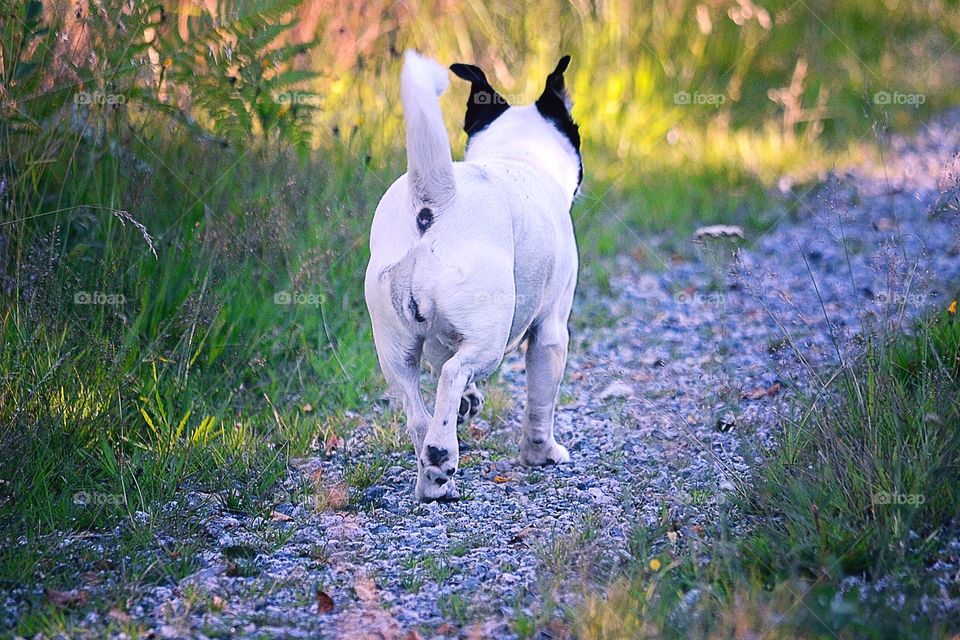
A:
[364, 50, 581, 502]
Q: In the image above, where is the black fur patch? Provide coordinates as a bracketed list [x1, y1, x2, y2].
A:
[426, 445, 449, 467]
[416, 207, 433, 233]
[409, 296, 426, 322]
[536, 55, 583, 187]
[449, 63, 510, 137]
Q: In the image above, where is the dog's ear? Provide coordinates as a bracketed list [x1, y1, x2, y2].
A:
[537, 55, 572, 111]
[535, 55, 580, 154]
[449, 63, 510, 136]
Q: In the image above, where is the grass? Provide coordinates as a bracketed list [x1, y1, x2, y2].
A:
[2, 0, 960, 636]
[573, 306, 960, 638]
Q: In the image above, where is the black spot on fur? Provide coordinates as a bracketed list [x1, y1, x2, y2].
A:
[409, 296, 426, 322]
[536, 55, 583, 189]
[416, 207, 433, 233]
[449, 63, 510, 137]
[426, 445, 449, 467]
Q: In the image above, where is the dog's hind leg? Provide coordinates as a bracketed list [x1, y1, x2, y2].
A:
[520, 287, 574, 466]
[371, 322, 430, 455]
[424, 338, 483, 426]
[417, 346, 501, 502]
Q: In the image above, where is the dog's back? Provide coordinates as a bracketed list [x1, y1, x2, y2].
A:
[365, 52, 579, 352]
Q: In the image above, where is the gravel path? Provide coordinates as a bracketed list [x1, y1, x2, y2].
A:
[12, 113, 960, 638]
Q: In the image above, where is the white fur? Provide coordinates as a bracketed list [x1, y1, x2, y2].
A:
[364, 51, 580, 502]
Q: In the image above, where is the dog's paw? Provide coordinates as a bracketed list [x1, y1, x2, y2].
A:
[416, 444, 460, 502]
[520, 438, 571, 466]
[456, 385, 483, 425]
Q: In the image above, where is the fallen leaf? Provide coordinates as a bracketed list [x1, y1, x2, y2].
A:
[316, 588, 335, 614]
[108, 608, 132, 623]
[741, 382, 782, 400]
[509, 527, 535, 544]
[324, 434, 343, 455]
[270, 510, 293, 522]
[467, 424, 487, 441]
[80, 570, 101, 585]
[46, 588, 88, 607]
[492, 475, 510, 484]
[436, 623, 458, 635]
[353, 574, 378, 603]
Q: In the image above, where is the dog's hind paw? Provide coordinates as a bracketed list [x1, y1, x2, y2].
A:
[520, 439, 570, 466]
[456, 384, 484, 425]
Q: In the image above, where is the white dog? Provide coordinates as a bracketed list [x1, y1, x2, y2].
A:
[364, 51, 581, 502]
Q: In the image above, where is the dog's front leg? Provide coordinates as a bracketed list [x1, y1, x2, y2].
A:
[417, 355, 472, 502]
[520, 317, 571, 466]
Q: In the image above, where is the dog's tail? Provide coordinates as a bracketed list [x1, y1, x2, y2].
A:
[400, 50, 455, 210]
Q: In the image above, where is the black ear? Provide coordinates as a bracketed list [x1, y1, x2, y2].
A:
[535, 55, 580, 154]
[449, 63, 510, 137]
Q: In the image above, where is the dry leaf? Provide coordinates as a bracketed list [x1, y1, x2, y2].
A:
[107, 608, 132, 623]
[80, 571, 101, 585]
[270, 510, 293, 522]
[324, 433, 343, 455]
[46, 588, 89, 607]
[741, 382, 782, 400]
[492, 475, 509, 484]
[436, 623, 458, 635]
[316, 589, 335, 614]
[353, 574, 378, 603]
[509, 527, 535, 544]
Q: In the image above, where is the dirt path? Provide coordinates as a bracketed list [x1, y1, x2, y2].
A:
[69, 113, 960, 639]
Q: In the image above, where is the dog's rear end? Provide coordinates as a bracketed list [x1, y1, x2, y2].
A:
[365, 51, 581, 502]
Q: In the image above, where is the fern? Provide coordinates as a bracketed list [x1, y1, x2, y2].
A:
[154, 0, 320, 149]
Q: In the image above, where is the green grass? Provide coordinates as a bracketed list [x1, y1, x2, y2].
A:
[574, 307, 960, 639]
[2, 0, 960, 636]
